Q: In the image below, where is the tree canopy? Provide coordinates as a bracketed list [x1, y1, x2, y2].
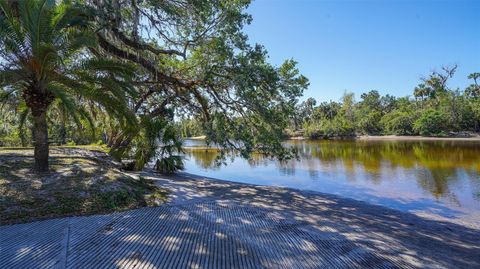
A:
[1, 0, 308, 171]
[2, 1, 477, 173]
[0, 0, 137, 170]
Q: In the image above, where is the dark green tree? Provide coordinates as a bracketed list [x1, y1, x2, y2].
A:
[0, 0, 135, 171]
[356, 90, 383, 134]
[88, 0, 309, 161]
[466, 73, 480, 99]
[465, 73, 480, 131]
[413, 109, 451, 136]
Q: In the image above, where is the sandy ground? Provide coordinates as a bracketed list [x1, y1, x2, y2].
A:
[187, 135, 207, 140]
[186, 135, 480, 141]
[357, 135, 480, 141]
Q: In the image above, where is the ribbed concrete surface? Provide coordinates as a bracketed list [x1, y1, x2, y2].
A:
[1, 173, 479, 269]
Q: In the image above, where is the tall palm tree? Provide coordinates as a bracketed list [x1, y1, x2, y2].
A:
[0, 0, 136, 171]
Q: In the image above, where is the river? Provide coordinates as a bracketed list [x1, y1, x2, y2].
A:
[182, 139, 480, 225]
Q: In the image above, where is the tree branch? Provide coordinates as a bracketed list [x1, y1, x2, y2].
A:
[110, 27, 186, 58]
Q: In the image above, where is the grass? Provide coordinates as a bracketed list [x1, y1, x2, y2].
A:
[0, 148, 168, 225]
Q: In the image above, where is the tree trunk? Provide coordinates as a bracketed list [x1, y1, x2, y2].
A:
[23, 83, 53, 172]
[32, 110, 49, 172]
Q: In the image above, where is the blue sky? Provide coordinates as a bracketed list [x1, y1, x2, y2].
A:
[244, 0, 480, 102]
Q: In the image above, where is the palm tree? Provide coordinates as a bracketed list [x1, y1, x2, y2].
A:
[0, 0, 136, 171]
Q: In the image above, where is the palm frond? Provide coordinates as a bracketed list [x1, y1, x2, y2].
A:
[51, 2, 93, 32]
[0, 69, 23, 88]
[51, 72, 137, 126]
[1, 0, 140, 153]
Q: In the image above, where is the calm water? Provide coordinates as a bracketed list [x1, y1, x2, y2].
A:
[182, 139, 480, 224]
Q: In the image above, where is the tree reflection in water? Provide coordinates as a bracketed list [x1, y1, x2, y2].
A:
[183, 140, 480, 207]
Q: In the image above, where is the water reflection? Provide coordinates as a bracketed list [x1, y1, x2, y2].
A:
[183, 140, 480, 219]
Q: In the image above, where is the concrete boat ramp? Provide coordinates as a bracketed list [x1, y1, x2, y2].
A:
[1, 173, 479, 269]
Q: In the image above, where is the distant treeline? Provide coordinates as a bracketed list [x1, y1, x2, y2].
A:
[295, 68, 479, 138]
[179, 67, 480, 139]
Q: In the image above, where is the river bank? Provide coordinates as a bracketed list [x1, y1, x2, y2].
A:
[288, 134, 480, 141]
[182, 138, 480, 229]
[185, 134, 480, 142]
[357, 135, 480, 141]
[2, 147, 479, 268]
[2, 169, 479, 268]
[163, 172, 480, 229]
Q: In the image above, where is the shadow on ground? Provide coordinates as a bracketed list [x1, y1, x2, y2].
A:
[0, 151, 166, 225]
[1, 171, 479, 269]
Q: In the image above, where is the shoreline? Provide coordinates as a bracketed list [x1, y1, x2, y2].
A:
[356, 135, 480, 141]
[185, 134, 480, 142]
[288, 134, 480, 141]
[2, 167, 479, 268]
[162, 171, 480, 230]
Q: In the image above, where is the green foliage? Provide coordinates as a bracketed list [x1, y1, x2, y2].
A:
[1, 0, 478, 176]
[380, 110, 417, 135]
[304, 116, 355, 138]
[111, 115, 185, 173]
[469, 99, 480, 131]
[296, 70, 479, 138]
[177, 118, 204, 138]
[154, 156, 184, 174]
[291, 97, 317, 129]
[132, 117, 169, 170]
[66, 141, 76, 146]
[153, 123, 185, 174]
[413, 110, 451, 136]
[321, 117, 356, 138]
[0, 0, 136, 170]
[313, 101, 341, 121]
[356, 111, 383, 135]
[355, 90, 384, 135]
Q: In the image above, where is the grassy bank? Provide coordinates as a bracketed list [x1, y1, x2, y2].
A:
[0, 148, 168, 225]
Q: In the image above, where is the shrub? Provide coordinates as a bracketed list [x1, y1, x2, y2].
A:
[381, 110, 416, 135]
[66, 141, 76, 146]
[356, 111, 383, 135]
[303, 122, 322, 139]
[321, 118, 356, 138]
[303, 117, 356, 139]
[413, 109, 450, 136]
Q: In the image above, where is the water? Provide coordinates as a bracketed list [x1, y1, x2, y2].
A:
[182, 139, 480, 224]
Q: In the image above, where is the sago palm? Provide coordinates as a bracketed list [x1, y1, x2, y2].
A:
[0, 0, 137, 171]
